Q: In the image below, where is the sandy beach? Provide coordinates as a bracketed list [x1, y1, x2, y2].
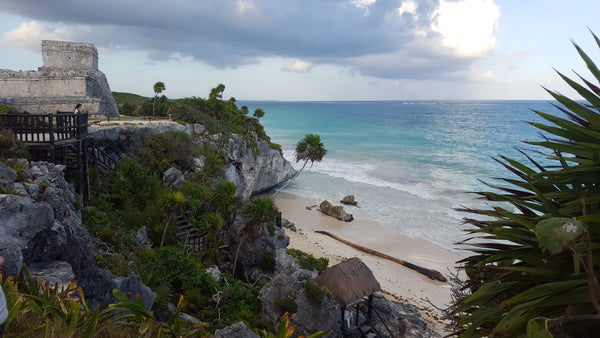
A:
[273, 192, 465, 332]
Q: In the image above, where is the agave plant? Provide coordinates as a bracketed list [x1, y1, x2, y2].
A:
[452, 32, 600, 337]
[8, 264, 102, 338]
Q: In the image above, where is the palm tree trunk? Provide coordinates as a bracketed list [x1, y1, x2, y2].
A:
[160, 216, 171, 247]
[152, 96, 156, 117]
[271, 159, 309, 198]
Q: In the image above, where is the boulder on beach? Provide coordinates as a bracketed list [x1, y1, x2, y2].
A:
[319, 200, 353, 222]
[340, 195, 357, 206]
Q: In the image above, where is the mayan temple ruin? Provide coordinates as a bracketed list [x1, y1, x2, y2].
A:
[0, 40, 119, 116]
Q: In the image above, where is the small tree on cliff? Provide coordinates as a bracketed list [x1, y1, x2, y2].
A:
[272, 133, 327, 197]
[152, 81, 166, 117]
[253, 108, 265, 119]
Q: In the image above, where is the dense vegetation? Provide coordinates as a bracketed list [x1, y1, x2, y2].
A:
[82, 86, 268, 333]
[112, 84, 282, 155]
[452, 33, 600, 337]
[0, 85, 327, 336]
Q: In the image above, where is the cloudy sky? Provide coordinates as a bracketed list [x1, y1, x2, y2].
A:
[0, 0, 599, 100]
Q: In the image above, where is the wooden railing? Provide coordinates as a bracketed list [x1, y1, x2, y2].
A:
[0, 112, 88, 145]
[87, 140, 118, 173]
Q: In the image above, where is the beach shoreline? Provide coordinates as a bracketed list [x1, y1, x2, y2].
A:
[273, 191, 465, 333]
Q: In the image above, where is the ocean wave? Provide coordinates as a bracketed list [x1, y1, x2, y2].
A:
[282, 149, 467, 200]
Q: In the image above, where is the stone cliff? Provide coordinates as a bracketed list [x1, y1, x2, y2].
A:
[88, 122, 296, 200]
[0, 160, 155, 309]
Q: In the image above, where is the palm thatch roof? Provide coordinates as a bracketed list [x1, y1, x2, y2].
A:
[314, 257, 380, 308]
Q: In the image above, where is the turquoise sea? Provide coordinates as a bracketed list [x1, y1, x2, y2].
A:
[240, 100, 557, 252]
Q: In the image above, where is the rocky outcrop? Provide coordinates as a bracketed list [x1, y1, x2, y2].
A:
[0, 160, 155, 310]
[230, 216, 289, 281]
[340, 195, 357, 206]
[88, 123, 296, 201]
[320, 200, 353, 222]
[214, 321, 260, 338]
[369, 293, 441, 338]
[163, 167, 185, 188]
[207, 131, 296, 200]
[88, 122, 190, 158]
[259, 249, 342, 337]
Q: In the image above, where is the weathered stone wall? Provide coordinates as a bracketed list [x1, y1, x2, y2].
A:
[42, 40, 98, 70]
[0, 40, 118, 116]
[0, 75, 89, 97]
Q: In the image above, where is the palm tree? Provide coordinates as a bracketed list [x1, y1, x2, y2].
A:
[253, 108, 265, 119]
[272, 133, 326, 197]
[210, 179, 240, 225]
[245, 197, 278, 225]
[152, 81, 166, 117]
[295, 133, 327, 172]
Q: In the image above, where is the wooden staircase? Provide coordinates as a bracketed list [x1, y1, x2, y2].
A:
[87, 141, 118, 173]
[175, 214, 208, 254]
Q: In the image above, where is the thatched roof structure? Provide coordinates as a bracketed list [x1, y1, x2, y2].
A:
[314, 257, 381, 308]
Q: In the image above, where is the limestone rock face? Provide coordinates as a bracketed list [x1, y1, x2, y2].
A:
[88, 122, 190, 159]
[259, 249, 342, 337]
[0, 161, 155, 310]
[214, 321, 259, 338]
[89, 123, 296, 201]
[210, 132, 296, 200]
[163, 167, 185, 188]
[320, 200, 354, 222]
[230, 217, 289, 280]
[28, 261, 75, 290]
[370, 293, 441, 338]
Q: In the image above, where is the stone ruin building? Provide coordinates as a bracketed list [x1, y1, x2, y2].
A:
[0, 40, 119, 116]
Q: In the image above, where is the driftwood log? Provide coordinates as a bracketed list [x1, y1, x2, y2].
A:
[315, 230, 447, 282]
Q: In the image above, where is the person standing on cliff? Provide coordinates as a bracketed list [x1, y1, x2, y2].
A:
[0, 256, 7, 337]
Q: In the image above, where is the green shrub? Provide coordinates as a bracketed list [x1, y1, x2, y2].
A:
[96, 253, 130, 276]
[274, 298, 298, 314]
[196, 143, 226, 181]
[0, 185, 16, 195]
[287, 249, 329, 273]
[169, 84, 281, 154]
[0, 103, 19, 114]
[0, 129, 30, 160]
[84, 157, 172, 246]
[119, 102, 137, 115]
[267, 224, 276, 236]
[137, 130, 197, 172]
[257, 251, 276, 271]
[304, 281, 325, 305]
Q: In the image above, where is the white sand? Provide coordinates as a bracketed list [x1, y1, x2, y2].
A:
[274, 192, 465, 333]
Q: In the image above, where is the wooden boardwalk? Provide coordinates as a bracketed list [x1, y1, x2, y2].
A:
[0, 112, 114, 201]
[0, 112, 88, 146]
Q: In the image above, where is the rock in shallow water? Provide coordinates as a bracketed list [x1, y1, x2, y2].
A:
[320, 200, 354, 222]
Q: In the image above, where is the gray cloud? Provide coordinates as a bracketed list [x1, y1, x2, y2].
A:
[0, 0, 489, 80]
